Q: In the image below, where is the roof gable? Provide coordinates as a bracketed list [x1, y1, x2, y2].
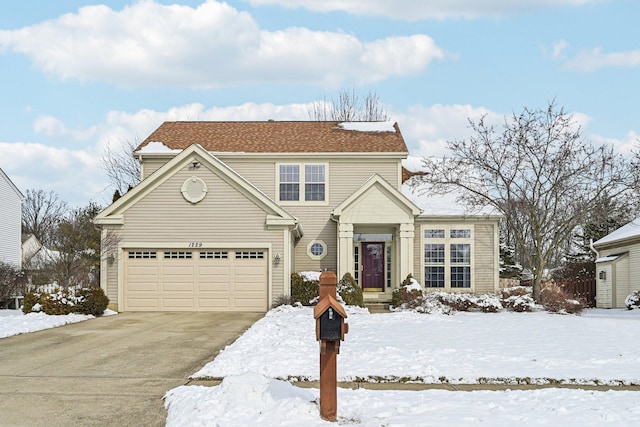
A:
[95, 144, 296, 225]
[332, 174, 421, 219]
[0, 168, 24, 200]
[594, 217, 640, 247]
[136, 121, 408, 154]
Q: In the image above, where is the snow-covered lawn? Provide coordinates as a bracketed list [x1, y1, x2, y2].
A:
[0, 308, 117, 339]
[0, 309, 95, 338]
[166, 305, 640, 426]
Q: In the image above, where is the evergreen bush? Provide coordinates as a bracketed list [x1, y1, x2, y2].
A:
[75, 287, 110, 316]
[290, 273, 319, 305]
[625, 290, 640, 310]
[337, 273, 363, 307]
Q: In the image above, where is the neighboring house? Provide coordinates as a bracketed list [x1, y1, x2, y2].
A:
[22, 233, 60, 269]
[94, 121, 501, 312]
[593, 218, 640, 308]
[0, 168, 23, 268]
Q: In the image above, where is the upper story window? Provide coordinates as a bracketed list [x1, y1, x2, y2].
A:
[278, 163, 326, 203]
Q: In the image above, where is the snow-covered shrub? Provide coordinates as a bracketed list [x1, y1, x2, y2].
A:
[22, 286, 109, 316]
[625, 290, 640, 310]
[474, 294, 503, 313]
[391, 274, 423, 308]
[501, 286, 535, 312]
[337, 273, 363, 307]
[75, 287, 110, 316]
[290, 273, 319, 306]
[503, 294, 536, 312]
[540, 281, 585, 314]
[41, 289, 76, 315]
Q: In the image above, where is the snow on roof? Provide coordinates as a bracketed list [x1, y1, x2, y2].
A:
[595, 254, 626, 263]
[336, 121, 396, 132]
[594, 217, 640, 246]
[401, 157, 498, 217]
[135, 141, 182, 154]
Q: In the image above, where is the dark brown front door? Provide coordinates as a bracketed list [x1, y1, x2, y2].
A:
[362, 242, 384, 291]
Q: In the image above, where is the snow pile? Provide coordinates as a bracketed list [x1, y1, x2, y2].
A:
[299, 271, 321, 281]
[166, 375, 640, 427]
[336, 121, 396, 132]
[165, 373, 318, 426]
[0, 310, 93, 339]
[135, 141, 182, 154]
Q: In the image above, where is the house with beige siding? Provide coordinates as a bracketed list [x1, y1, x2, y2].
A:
[593, 218, 640, 308]
[94, 121, 501, 312]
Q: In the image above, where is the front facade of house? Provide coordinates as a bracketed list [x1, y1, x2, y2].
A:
[593, 218, 640, 308]
[0, 168, 24, 268]
[95, 121, 501, 312]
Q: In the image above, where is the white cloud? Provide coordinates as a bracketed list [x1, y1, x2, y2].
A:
[243, 0, 602, 20]
[550, 39, 569, 59]
[395, 104, 503, 157]
[563, 47, 640, 72]
[0, 0, 444, 88]
[2, 101, 632, 208]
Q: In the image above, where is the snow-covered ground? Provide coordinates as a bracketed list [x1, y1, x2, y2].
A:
[167, 305, 640, 426]
[0, 309, 95, 338]
[0, 308, 118, 339]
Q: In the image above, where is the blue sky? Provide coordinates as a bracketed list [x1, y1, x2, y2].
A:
[1, 0, 638, 207]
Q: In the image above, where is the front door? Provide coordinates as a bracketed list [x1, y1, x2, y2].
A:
[362, 242, 384, 291]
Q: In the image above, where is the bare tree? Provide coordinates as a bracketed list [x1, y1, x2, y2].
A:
[415, 102, 635, 301]
[22, 189, 68, 246]
[308, 89, 390, 122]
[101, 139, 141, 195]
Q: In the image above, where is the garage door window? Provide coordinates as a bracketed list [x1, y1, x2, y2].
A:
[236, 251, 265, 259]
[128, 251, 157, 259]
[164, 251, 193, 259]
[200, 251, 229, 259]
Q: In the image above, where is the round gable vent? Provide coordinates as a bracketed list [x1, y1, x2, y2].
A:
[181, 176, 208, 204]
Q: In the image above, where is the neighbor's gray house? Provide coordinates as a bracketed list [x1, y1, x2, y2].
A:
[94, 121, 501, 312]
[0, 168, 24, 268]
[593, 217, 640, 308]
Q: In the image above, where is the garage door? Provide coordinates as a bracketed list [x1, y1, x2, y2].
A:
[123, 249, 268, 311]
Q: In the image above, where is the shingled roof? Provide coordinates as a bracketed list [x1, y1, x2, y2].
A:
[136, 121, 408, 154]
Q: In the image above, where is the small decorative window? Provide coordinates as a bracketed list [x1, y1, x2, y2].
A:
[450, 229, 471, 238]
[307, 240, 327, 260]
[424, 229, 445, 238]
[181, 176, 208, 204]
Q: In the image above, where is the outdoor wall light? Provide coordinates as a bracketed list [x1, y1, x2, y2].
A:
[273, 253, 281, 266]
[107, 253, 115, 265]
[189, 161, 201, 170]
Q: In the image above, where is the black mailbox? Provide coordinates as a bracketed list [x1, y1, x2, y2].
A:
[314, 294, 348, 342]
[319, 307, 342, 340]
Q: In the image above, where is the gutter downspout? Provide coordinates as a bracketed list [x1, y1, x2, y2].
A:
[589, 238, 600, 260]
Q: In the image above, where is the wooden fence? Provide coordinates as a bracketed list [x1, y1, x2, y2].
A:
[555, 278, 596, 307]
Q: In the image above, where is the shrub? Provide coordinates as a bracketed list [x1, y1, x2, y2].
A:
[21, 292, 39, 314]
[503, 294, 536, 312]
[290, 273, 319, 305]
[271, 294, 296, 308]
[391, 274, 423, 308]
[625, 290, 640, 310]
[540, 281, 585, 314]
[41, 289, 76, 315]
[337, 273, 363, 307]
[75, 287, 110, 316]
[0, 261, 27, 309]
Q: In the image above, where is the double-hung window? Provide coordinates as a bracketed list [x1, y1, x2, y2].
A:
[423, 226, 473, 289]
[278, 163, 326, 203]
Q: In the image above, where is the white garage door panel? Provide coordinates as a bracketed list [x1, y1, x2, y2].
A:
[124, 249, 267, 311]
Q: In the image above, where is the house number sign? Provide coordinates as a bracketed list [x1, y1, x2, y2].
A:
[189, 242, 203, 248]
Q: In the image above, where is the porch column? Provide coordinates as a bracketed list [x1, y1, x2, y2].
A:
[399, 223, 415, 281]
[337, 223, 354, 279]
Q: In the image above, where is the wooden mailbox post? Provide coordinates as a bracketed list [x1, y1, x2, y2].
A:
[313, 271, 348, 422]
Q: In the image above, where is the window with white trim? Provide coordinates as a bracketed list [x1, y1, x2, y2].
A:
[307, 240, 327, 260]
[278, 163, 326, 202]
[423, 226, 473, 289]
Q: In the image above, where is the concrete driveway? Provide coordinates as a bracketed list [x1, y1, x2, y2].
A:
[0, 311, 263, 427]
